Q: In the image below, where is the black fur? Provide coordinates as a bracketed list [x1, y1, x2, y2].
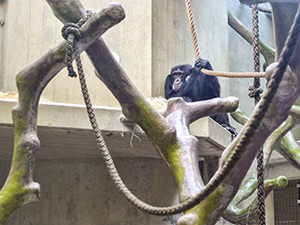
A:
[164, 58, 237, 136]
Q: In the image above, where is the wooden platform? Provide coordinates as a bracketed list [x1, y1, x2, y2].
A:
[0, 99, 233, 160]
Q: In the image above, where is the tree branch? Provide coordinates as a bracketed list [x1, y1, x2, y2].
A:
[223, 115, 294, 224]
[231, 107, 249, 125]
[0, 3, 125, 224]
[223, 176, 287, 225]
[228, 11, 275, 69]
[279, 132, 300, 169]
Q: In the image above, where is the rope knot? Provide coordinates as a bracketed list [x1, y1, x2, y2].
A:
[248, 85, 263, 99]
[61, 23, 81, 41]
[62, 12, 93, 78]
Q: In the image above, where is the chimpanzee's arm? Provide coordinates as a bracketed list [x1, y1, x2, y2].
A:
[180, 68, 198, 95]
[195, 58, 220, 98]
[203, 73, 220, 98]
[164, 75, 174, 99]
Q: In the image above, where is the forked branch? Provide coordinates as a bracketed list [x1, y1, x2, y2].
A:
[0, 3, 125, 224]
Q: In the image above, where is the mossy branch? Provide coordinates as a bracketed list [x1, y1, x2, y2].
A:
[161, 97, 238, 203]
[228, 11, 275, 69]
[223, 115, 294, 224]
[227, 94, 300, 224]
[0, 3, 125, 224]
[231, 107, 249, 125]
[224, 176, 287, 225]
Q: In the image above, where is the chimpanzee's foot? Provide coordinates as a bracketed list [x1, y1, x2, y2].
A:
[222, 124, 238, 136]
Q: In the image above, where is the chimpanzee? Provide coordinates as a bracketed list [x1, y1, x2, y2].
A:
[164, 58, 237, 136]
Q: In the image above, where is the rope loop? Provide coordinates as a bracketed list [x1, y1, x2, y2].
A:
[61, 23, 81, 41]
[61, 12, 92, 78]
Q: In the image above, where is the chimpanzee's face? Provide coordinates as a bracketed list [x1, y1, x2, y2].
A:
[172, 72, 184, 92]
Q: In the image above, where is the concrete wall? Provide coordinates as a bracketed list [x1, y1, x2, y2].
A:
[0, 158, 178, 225]
[0, 0, 152, 107]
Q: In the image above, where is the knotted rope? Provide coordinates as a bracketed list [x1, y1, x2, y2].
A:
[250, 4, 263, 104]
[62, 6, 300, 216]
[250, 4, 265, 225]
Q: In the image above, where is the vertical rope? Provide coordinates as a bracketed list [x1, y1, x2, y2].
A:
[251, 4, 266, 225]
[185, 0, 200, 59]
[251, 4, 262, 104]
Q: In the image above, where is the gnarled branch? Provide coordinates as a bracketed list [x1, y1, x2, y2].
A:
[0, 3, 125, 224]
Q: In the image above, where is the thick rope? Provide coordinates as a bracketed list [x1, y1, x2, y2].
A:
[62, 7, 300, 216]
[184, 0, 266, 78]
[185, 0, 200, 59]
[250, 4, 263, 104]
[250, 4, 266, 225]
[202, 69, 265, 78]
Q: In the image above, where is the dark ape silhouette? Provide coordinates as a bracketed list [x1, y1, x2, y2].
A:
[164, 58, 237, 136]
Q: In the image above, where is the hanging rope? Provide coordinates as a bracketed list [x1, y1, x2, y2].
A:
[184, 0, 266, 78]
[202, 69, 265, 78]
[62, 6, 300, 216]
[185, 0, 200, 59]
[250, 4, 266, 225]
[250, 4, 263, 104]
[186, 2, 265, 222]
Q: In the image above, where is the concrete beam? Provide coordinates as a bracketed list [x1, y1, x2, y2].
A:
[0, 99, 233, 159]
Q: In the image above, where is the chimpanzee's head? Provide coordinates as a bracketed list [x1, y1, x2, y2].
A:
[170, 64, 193, 92]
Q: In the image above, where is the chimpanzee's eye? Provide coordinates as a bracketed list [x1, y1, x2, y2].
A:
[173, 73, 183, 79]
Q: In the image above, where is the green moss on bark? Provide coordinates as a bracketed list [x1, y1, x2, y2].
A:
[0, 172, 27, 225]
[178, 187, 225, 225]
[135, 98, 186, 187]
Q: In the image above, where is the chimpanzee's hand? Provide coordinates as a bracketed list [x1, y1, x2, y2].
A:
[222, 124, 238, 137]
[194, 58, 213, 70]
